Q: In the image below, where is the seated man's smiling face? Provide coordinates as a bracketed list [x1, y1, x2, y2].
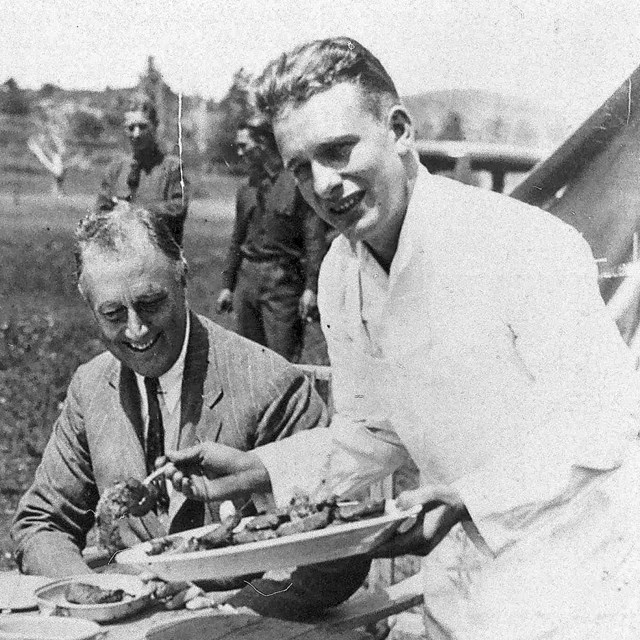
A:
[78, 226, 188, 378]
[274, 82, 413, 267]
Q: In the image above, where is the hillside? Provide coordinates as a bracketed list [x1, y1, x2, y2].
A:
[403, 88, 569, 149]
[1, 76, 571, 197]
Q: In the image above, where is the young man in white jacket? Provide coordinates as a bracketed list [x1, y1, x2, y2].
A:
[160, 37, 640, 640]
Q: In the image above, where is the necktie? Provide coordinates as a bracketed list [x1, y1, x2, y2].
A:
[144, 377, 169, 513]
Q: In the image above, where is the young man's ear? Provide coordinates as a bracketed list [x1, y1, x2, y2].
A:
[388, 105, 415, 154]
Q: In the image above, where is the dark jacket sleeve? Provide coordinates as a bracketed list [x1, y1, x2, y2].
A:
[300, 194, 327, 294]
[252, 358, 328, 448]
[227, 555, 372, 621]
[145, 156, 190, 244]
[96, 160, 123, 211]
[11, 370, 99, 577]
[221, 184, 255, 291]
[157, 156, 190, 219]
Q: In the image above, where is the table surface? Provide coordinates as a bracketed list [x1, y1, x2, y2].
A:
[104, 611, 369, 640]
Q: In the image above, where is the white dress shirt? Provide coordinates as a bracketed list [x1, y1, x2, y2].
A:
[135, 312, 190, 520]
[135, 313, 190, 451]
[256, 167, 640, 639]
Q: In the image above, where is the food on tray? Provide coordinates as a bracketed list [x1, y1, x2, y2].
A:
[337, 499, 389, 522]
[96, 478, 159, 553]
[64, 582, 125, 605]
[232, 528, 278, 544]
[144, 493, 386, 557]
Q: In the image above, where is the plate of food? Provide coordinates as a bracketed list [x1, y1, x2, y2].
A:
[115, 494, 421, 582]
[34, 573, 154, 623]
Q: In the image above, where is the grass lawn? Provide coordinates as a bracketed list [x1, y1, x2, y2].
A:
[0, 173, 328, 570]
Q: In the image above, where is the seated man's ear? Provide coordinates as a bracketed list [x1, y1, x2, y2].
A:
[388, 106, 415, 155]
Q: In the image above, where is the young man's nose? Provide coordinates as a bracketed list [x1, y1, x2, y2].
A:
[129, 125, 144, 139]
[312, 163, 341, 200]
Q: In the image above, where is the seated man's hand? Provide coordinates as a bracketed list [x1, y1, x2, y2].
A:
[370, 485, 468, 558]
[138, 571, 204, 610]
[118, 511, 166, 547]
[158, 443, 271, 502]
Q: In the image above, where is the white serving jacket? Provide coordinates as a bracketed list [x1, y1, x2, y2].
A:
[257, 167, 640, 639]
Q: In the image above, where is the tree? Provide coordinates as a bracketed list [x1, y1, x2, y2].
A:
[38, 83, 60, 98]
[71, 109, 104, 140]
[438, 110, 465, 141]
[138, 55, 175, 144]
[1, 77, 31, 116]
[207, 68, 253, 166]
[27, 99, 102, 196]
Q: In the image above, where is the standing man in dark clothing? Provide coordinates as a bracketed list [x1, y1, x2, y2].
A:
[216, 119, 326, 362]
[96, 94, 189, 245]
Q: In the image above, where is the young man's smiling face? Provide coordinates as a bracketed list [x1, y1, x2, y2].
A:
[274, 82, 414, 268]
[78, 226, 187, 378]
[125, 110, 157, 156]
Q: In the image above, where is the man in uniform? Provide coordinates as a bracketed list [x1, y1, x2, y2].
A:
[96, 95, 189, 245]
[216, 118, 326, 361]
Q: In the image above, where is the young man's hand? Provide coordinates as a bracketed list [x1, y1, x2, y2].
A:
[369, 485, 468, 558]
[157, 443, 271, 502]
[298, 289, 318, 321]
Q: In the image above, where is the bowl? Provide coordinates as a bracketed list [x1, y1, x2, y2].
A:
[35, 574, 153, 623]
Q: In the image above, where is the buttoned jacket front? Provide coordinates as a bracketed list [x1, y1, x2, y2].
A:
[13, 312, 326, 576]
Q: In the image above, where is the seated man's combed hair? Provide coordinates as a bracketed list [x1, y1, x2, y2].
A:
[74, 202, 187, 283]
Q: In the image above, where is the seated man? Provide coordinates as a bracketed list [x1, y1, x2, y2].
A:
[11, 202, 369, 619]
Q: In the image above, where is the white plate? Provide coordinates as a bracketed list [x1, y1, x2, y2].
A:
[0, 615, 101, 640]
[35, 574, 153, 623]
[0, 575, 53, 611]
[115, 500, 421, 582]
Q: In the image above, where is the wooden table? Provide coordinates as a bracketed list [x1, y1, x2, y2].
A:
[102, 612, 370, 640]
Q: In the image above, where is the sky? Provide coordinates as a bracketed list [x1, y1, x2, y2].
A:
[3, 0, 640, 126]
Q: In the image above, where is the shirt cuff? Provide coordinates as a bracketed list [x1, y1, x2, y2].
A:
[253, 431, 331, 507]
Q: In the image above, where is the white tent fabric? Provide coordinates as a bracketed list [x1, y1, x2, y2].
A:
[510, 63, 640, 365]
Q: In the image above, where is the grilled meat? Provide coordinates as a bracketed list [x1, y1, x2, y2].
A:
[65, 582, 125, 605]
[336, 499, 385, 522]
[96, 478, 158, 553]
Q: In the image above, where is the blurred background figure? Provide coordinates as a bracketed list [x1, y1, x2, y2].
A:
[216, 117, 326, 362]
[96, 93, 189, 245]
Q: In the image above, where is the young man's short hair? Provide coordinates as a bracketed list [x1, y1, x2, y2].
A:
[125, 93, 159, 127]
[254, 37, 400, 122]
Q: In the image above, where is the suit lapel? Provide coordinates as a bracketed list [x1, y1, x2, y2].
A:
[178, 312, 224, 450]
[172, 313, 223, 529]
[117, 365, 144, 448]
[100, 362, 147, 483]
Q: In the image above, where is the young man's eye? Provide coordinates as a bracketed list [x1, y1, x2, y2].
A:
[323, 143, 353, 165]
[291, 162, 312, 182]
[102, 309, 125, 322]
